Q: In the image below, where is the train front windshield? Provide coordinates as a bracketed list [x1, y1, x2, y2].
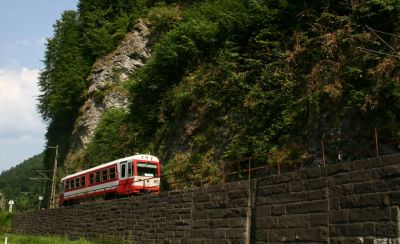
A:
[137, 163, 158, 177]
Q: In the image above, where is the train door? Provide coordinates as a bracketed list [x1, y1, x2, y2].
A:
[119, 161, 133, 195]
[120, 162, 127, 179]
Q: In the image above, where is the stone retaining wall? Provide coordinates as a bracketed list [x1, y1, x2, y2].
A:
[13, 154, 400, 243]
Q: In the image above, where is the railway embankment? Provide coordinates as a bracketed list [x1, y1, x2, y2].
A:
[13, 154, 400, 243]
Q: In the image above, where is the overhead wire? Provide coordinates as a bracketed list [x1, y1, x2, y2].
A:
[365, 25, 397, 53]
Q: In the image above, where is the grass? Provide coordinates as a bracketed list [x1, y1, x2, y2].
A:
[0, 233, 131, 244]
[0, 211, 128, 243]
[0, 234, 92, 244]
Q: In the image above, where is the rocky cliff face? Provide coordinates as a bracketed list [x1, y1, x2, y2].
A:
[65, 19, 150, 165]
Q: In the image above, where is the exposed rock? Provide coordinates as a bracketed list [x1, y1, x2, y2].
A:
[88, 19, 150, 95]
[66, 19, 150, 164]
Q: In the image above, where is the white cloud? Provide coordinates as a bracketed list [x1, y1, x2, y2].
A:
[7, 39, 32, 48]
[0, 68, 46, 170]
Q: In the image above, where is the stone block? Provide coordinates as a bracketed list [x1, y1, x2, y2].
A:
[261, 192, 307, 205]
[372, 165, 400, 180]
[348, 208, 390, 222]
[340, 193, 383, 209]
[194, 193, 210, 203]
[307, 188, 328, 201]
[389, 192, 400, 205]
[295, 227, 328, 242]
[227, 190, 248, 200]
[255, 205, 271, 217]
[268, 229, 296, 242]
[208, 209, 224, 219]
[221, 208, 244, 219]
[229, 218, 246, 228]
[226, 228, 245, 239]
[229, 198, 248, 208]
[256, 216, 278, 229]
[209, 219, 229, 229]
[329, 210, 349, 224]
[300, 167, 325, 179]
[258, 174, 291, 187]
[351, 158, 380, 170]
[258, 183, 288, 195]
[271, 204, 285, 216]
[288, 181, 304, 192]
[203, 200, 228, 209]
[256, 176, 274, 188]
[391, 206, 400, 222]
[190, 229, 210, 238]
[375, 223, 399, 237]
[304, 178, 327, 190]
[353, 181, 377, 194]
[351, 169, 372, 183]
[211, 228, 226, 239]
[255, 229, 269, 242]
[270, 174, 294, 184]
[192, 208, 207, 220]
[279, 215, 311, 228]
[380, 154, 400, 166]
[332, 172, 354, 185]
[309, 213, 329, 227]
[330, 184, 354, 197]
[330, 223, 375, 237]
[386, 178, 400, 191]
[286, 200, 328, 214]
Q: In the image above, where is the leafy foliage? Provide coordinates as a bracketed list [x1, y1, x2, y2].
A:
[37, 1, 157, 198]
[125, 0, 400, 180]
[37, 0, 400, 191]
[0, 154, 44, 211]
[82, 108, 133, 169]
[0, 211, 14, 231]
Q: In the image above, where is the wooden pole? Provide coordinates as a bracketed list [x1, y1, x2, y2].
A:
[321, 139, 326, 166]
[248, 158, 251, 180]
[277, 157, 281, 175]
[375, 128, 379, 157]
[49, 145, 58, 209]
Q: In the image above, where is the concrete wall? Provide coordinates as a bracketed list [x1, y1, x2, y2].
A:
[13, 154, 400, 243]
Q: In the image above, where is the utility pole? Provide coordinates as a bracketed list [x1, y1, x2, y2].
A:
[48, 145, 58, 209]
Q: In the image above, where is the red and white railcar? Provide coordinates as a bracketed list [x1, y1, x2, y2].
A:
[59, 154, 160, 206]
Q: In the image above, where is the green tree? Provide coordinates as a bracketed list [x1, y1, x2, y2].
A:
[83, 109, 134, 168]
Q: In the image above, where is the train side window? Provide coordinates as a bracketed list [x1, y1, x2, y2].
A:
[75, 178, 80, 188]
[128, 162, 133, 177]
[95, 171, 101, 183]
[65, 180, 70, 190]
[121, 163, 126, 178]
[60, 181, 64, 192]
[102, 169, 108, 181]
[70, 179, 74, 189]
[110, 167, 116, 179]
[89, 174, 94, 185]
[81, 176, 85, 187]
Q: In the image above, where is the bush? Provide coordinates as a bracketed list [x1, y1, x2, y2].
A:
[83, 108, 134, 168]
[0, 211, 14, 232]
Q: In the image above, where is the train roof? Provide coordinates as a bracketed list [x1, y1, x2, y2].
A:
[61, 154, 159, 181]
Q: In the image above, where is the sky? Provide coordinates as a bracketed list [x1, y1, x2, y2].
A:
[0, 0, 78, 172]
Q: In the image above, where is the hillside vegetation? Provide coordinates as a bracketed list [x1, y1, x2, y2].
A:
[0, 154, 44, 211]
[37, 0, 400, 200]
